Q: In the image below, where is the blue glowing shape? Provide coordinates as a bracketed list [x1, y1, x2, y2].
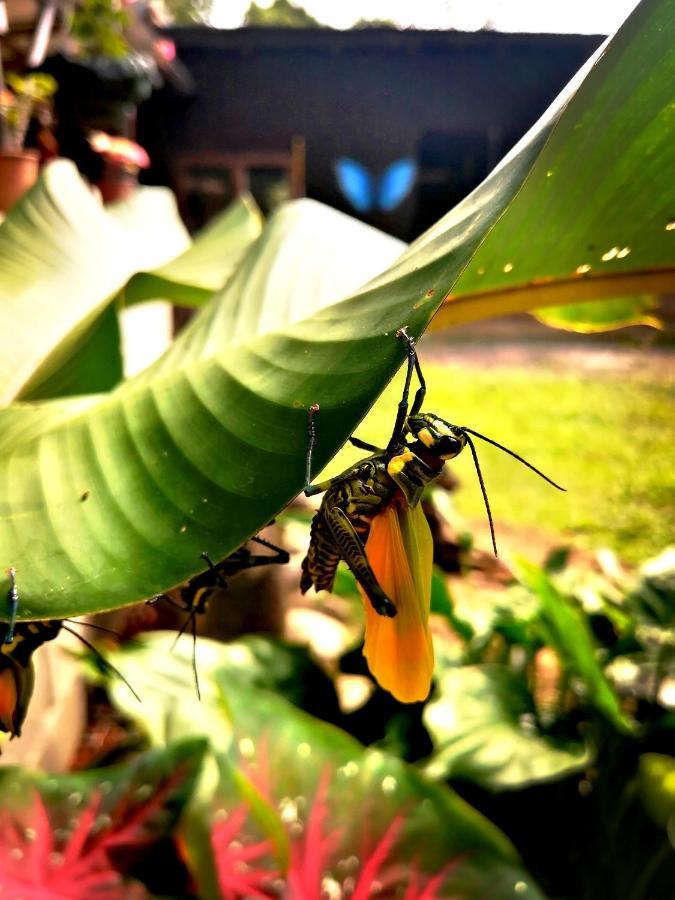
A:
[335, 157, 417, 213]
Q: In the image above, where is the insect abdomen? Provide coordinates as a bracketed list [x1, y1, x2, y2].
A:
[301, 511, 342, 595]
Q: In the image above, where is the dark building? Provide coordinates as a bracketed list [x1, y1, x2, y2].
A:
[139, 27, 603, 239]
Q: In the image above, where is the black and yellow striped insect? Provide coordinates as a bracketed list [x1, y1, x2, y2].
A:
[1, 568, 139, 740]
[301, 327, 564, 702]
[0, 615, 62, 738]
[152, 535, 289, 696]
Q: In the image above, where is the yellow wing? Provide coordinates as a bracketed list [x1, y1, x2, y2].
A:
[360, 499, 434, 703]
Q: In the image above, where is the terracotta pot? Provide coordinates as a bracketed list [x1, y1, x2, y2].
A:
[0, 150, 40, 213]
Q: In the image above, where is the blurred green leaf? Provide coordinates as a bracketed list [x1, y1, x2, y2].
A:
[638, 753, 675, 829]
[517, 561, 633, 732]
[0, 162, 140, 404]
[123, 193, 263, 307]
[19, 302, 123, 400]
[105, 185, 191, 272]
[0, 173, 258, 406]
[533, 296, 661, 333]
[430, 569, 474, 641]
[627, 547, 675, 627]
[544, 546, 573, 574]
[424, 664, 587, 790]
[104, 632, 340, 748]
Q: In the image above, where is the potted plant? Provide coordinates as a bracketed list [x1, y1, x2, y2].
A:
[0, 72, 57, 211]
[65, 0, 156, 114]
[88, 129, 150, 202]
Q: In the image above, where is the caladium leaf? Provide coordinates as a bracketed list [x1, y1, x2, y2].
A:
[0, 738, 206, 899]
[105, 633, 545, 900]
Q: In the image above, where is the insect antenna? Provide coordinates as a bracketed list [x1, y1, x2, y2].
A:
[461, 428, 566, 491]
[171, 606, 199, 652]
[171, 600, 205, 700]
[305, 403, 320, 490]
[190, 609, 201, 702]
[151, 593, 202, 699]
[4, 567, 19, 645]
[463, 434, 498, 557]
[62, 623, 141, 702]
[63, 618, 138, 642]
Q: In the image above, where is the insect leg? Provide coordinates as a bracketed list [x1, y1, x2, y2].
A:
[200, 552, 228, 589]
[325, 506, 396, 618]
[305, 475, 341, 497]
[349, 436, 382, 453]
[244, 535, 290, 567]
[396, 325, 427, 416]
[387, 327, 418, 451]
[3, 568, 18, 645]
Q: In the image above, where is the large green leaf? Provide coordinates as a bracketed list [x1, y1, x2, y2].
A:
[105, 633, 542, 900]
[19, 301, 124, 400]
[122, 193, 264, 307]
[1, 0, 674, 620]
[423, 664, 588, 790]
[432, 0, 675, 328]
[532, 295, 662, 333]
[0, 200, 405, 619]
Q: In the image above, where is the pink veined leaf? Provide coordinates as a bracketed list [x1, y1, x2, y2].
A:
[404, 858, 461, 900]
[0, 790, 136, 900]
[211, 804, 279, 900]
[0, 766, 194, 899]
[223, 750, 462, 899]
[286, 770, 343, 900]
[0, 787, 53, 884]
[349, 815, 405, 900]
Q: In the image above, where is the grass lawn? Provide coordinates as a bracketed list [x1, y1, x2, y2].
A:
[320, 354, 675, 565]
